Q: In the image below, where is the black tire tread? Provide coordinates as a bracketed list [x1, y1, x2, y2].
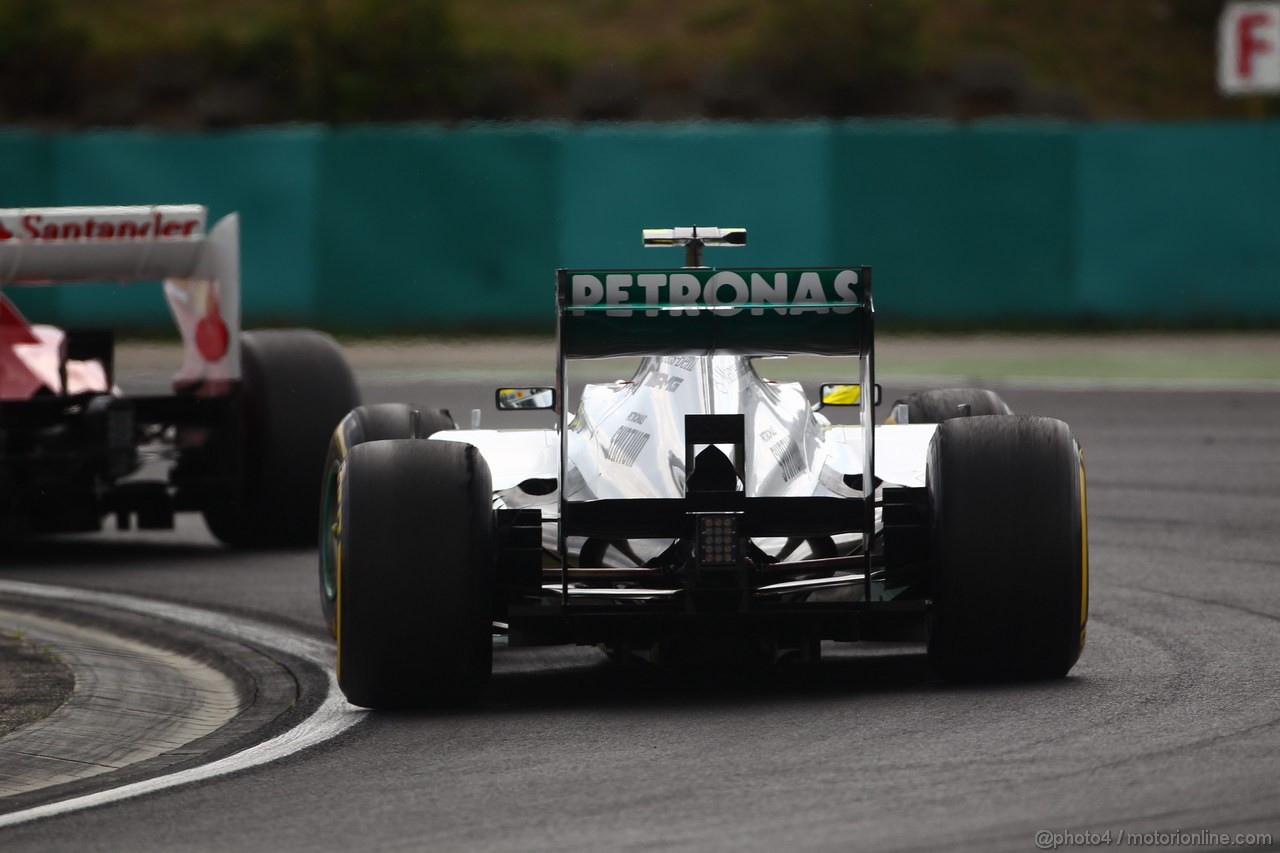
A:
[318, 404, 455, 636]
[337, 439, 494, 708]
[926, 414, 1086, 680]
[891, 388, 1012, 424]
[203, 329, 360, 548]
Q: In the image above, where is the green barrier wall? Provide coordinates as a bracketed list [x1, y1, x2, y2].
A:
[829, 122, 1078, 322]
[2, 121, 1278, 330]
[1077, 123, 1280, 322]
[315, 125, 562, 326]
[559, 123, 831, 271]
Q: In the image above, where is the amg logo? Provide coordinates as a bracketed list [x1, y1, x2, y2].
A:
[626, 411, 647, 424]
[645, 372, 683, 391]
[605, 425, 650, 467]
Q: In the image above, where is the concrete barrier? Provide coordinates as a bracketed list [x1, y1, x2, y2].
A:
[1, 121, 1276, 330]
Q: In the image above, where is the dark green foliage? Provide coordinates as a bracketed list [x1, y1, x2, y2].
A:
[0, 0, 87, 118]
[744, 0, 927, 115]
[300, 0, 467, 122]
[0, 0, 1252, 126]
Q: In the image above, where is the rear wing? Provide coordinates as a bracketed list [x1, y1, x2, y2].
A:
[551, 231, 877, 597]
[0, 205, 241, 386]
[556, 266, 872, 358]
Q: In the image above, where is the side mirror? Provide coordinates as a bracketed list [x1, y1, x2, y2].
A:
[818, 383, 881, 408]
[495, 387, 556, 411]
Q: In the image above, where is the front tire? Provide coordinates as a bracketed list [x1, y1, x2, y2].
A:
[337, 439, 494, 708]
[926, 415, 1088, 680]
[887, 388, 1012, 424]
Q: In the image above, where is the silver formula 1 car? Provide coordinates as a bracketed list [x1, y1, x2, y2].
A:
[322, 227, 1089, 708]
[0, 205, 359, 545]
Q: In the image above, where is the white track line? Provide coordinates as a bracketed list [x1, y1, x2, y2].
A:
[0, 580, 363, 829]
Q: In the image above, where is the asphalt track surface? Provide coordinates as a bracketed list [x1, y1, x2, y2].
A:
[1, 363, 1279, 852]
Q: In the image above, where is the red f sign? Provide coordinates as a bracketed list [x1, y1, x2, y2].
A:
[1221, 2, 1280, 93]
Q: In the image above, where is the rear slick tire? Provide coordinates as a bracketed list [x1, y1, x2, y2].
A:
[319, 404, 455, 637]
[926, 415, 1088, 681]
[202, 329, 360, 548]
[337, 439, 494, 709]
